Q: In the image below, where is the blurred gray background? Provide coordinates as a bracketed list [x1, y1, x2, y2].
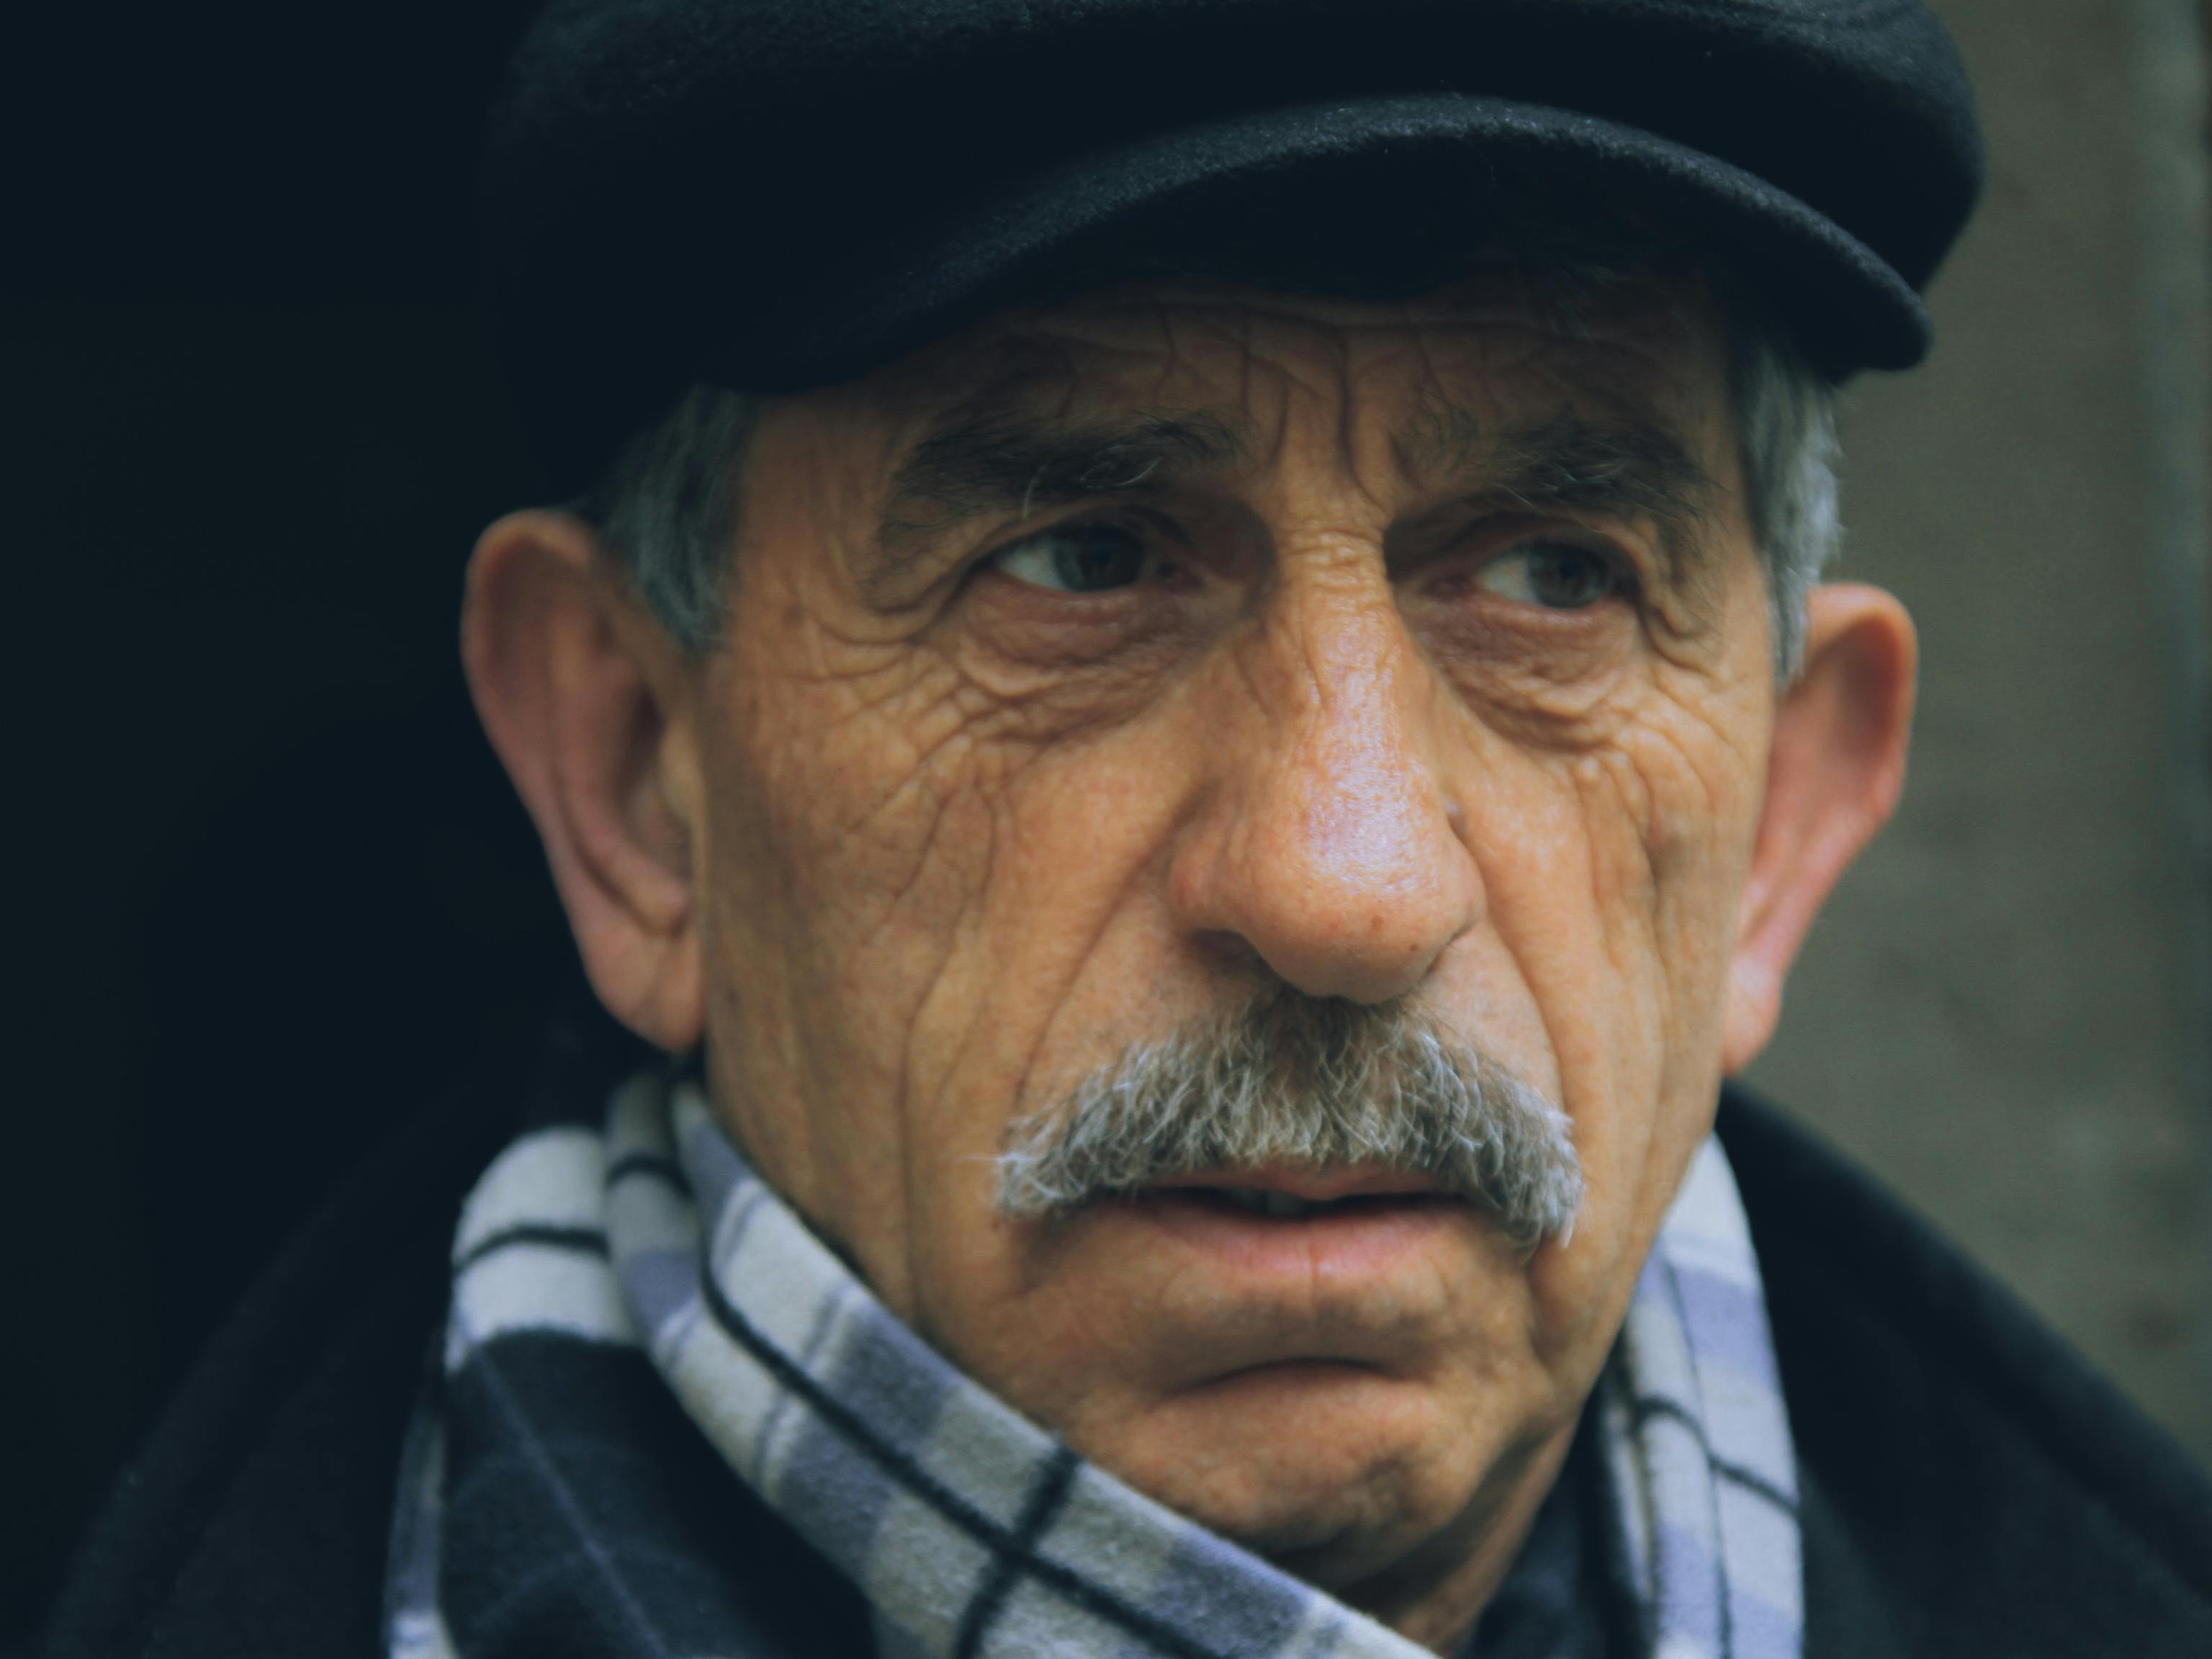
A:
[1745, 0, 2212, 1467]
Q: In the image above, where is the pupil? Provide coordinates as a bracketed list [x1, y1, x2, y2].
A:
[1051, 528, 1146, 591]
[1531, 546, 1610, 608]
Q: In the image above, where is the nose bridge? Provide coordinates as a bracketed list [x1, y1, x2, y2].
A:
[1175, 554, 1480, 1003]
[1272, 569, 1429, 830]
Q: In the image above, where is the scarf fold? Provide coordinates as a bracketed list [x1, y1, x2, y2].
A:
[387, 1065, 1802, 1659]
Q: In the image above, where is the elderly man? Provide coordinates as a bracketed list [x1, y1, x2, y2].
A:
[44, 1, 2212, 1657]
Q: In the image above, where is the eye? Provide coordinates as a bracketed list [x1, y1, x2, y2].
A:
[1475, 540, 1623, 610]
[987, 521, 1154, 593]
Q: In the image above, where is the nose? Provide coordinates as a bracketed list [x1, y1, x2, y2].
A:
[1169, 566, 1480, 1004]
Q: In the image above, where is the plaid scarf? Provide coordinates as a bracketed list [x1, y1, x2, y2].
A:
[387, 1065, 1802, 1659]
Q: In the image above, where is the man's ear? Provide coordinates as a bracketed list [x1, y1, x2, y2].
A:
[462, 510, 705, 1051]
[1722, 583, 1917, 1075]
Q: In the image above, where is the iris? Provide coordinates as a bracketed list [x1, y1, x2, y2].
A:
[991, 523, 1150, 592]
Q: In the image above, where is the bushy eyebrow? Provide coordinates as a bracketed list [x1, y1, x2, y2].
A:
[879, 408, 1246, 538]
[1462, 415, 1724, 582]
[861, 390, 1720, 603]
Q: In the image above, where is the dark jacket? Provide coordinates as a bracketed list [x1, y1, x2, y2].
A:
[41, 1012, 2212, 1657]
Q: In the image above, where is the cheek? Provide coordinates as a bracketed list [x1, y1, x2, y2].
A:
[1572, 698, 1760, 1189]
[1456, 667, 1760, 1090]
[696, 590, 1204, 1309]
[1459, 654, 1767, 1376]
[721, 594, 1107, 952]
[688, 608, 1035, 1292]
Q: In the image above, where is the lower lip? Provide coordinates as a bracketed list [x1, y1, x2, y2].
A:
[1110, 1189, 1476, 1278]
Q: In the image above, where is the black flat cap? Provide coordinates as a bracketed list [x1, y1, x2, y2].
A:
[482, 0, 1982, 497]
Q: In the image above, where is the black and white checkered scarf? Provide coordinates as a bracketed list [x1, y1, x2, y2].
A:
[386, 1065, 1803, 1658]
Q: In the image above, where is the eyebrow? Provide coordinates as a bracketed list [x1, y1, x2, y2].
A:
[1392, 375, 1723, 564]
[863, 393, 1720, 603]
[865, 408, 1246, 598]
[1457, 414, 1724, 581]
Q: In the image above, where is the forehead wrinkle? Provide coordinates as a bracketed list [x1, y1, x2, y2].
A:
[1394, 392, 1482, 487]
[1326, 326, 1372, 508]
[1393, 364, 1485, 485]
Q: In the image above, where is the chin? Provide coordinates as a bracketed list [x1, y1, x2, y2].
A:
[1075, 1364, 1487, 1573]
[1204, 1482, 1419, 1568]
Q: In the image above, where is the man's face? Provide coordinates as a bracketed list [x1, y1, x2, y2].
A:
[662, 273, 1779, 1611]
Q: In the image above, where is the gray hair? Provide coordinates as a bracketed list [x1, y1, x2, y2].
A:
[993, 986, 1584, 1253]
[574, 386, 763, 653]
[1731, 318, 1843, 679]
[578, 301, 1840, 680]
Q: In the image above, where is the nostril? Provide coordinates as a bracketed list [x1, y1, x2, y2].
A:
[1192, 929, 1264, 975]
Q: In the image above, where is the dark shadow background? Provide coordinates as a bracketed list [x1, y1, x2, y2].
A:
[4, 4, 570, 1643]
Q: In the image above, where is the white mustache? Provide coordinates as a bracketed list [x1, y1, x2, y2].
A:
[992, 988, 1583, 1251]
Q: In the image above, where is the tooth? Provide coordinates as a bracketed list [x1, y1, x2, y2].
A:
[1220, 1187, 1268, 1213]
[1263, 1191, 1306, 1218]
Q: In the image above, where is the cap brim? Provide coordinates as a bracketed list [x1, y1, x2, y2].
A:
[732, 91, 1929, 393]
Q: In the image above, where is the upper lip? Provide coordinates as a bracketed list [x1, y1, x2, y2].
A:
[1139, 1167, 1448, 1202]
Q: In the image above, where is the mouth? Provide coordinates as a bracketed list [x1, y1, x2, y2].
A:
[1184, 1187, 1455, 1220]
[1118, 1169, 1470, 1241]
[1046, 1168, 1493, 1369]
[1135, 1167, 1455, 1218]
[1078, 1170, 1481, 1308]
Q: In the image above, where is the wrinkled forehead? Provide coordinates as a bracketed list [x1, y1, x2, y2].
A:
[849, 270, 1737, 467]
